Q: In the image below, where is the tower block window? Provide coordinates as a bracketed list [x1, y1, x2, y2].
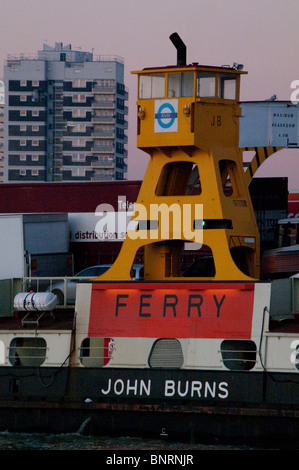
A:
[156, 161, 201, 196]
[139, 74, 165, 99]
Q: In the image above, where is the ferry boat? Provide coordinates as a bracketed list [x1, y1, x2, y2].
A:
[0, 34, 299, 446]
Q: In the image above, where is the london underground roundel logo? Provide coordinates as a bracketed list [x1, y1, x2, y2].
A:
[156, 103, 177, 128]
[154, 99, 178, 133]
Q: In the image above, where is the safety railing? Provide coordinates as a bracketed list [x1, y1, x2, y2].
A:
[21, 276, 92, 308]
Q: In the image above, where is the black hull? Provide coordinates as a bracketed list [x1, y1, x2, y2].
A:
[1, 366, 299, 446]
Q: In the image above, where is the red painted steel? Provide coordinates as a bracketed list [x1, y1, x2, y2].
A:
[88, 282, 255, 339]
[0, 181, 141, 213]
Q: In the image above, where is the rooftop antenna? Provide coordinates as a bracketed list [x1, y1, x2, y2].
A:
[169, 32, 186, 66]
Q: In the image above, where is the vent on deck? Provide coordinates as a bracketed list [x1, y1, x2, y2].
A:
[149, 338, 184, 368]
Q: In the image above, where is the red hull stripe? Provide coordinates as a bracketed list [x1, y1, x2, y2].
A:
[88, 282, 255, 339]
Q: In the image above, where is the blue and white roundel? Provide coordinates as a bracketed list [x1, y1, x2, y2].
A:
[154, 99, 178, 133]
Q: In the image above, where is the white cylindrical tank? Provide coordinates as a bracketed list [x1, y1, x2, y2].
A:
[14, 292, 58, 311]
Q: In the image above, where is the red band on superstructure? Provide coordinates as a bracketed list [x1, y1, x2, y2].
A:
[88, 282, 255, 339]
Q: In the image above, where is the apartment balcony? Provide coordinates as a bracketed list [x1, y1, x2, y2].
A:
[92, 100, 115, 109]
[91, 160, 115, 169]
[53, 153, 63, 162]
[117, 105, 128, 114]
[54, 111, 64, 121]
[53, 163, 63, 171]
[116, 134, 128, 143]
[91, 145, 114, 154]
[54, 94, 63, 102]
[117, 89, 128, 101]
[116, 148, 128, 157]
[54, 128, 66, 137]
[92, 86, 115, 94]
[116, 118, 128, 129]
[116, 162, 128, 172]
[116, 84, 129, 99]
[91, 115, 115, 124]
[92, 130, 115, 138]
[91, 174, 116, 182]
[53, 173, 63, 181]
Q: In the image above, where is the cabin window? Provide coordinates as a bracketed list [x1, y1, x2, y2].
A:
[167, 72, 194, 97]
[219, 75, 237, 100]
[156, 161, 201, 196]
[9, 337, 47, 367]
[149, 339, 184, 368]
[221, 340, 256, 370]
[79, 337, 114, 367]
[197, 73, 216, 97]
[139, 74, 165, 99]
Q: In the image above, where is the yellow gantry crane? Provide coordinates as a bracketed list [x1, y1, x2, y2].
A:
[94, 34, 297, 283]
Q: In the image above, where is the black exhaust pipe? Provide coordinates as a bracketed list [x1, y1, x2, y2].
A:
[169, 32, 186, 66]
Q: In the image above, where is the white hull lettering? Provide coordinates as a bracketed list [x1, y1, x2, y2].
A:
[101, 378, 152, 396]
[100, 378, 229, 399]
[165, 380, 229, 399]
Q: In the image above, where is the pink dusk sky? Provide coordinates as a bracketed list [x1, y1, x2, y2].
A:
[0, 0, 298, 189]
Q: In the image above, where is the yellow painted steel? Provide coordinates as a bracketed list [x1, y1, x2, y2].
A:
[241, 146, 284, 185]
[95, 63, 261, 281]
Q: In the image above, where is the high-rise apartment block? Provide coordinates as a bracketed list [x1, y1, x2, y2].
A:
[3, 43, 128, 182]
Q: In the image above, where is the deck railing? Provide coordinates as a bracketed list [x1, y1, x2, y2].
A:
[21, 276, 91, 308]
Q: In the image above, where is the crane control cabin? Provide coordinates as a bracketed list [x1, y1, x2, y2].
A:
[95, 34, 260, 282]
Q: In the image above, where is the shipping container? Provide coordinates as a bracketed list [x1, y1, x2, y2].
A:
[0, 213, 72, 280]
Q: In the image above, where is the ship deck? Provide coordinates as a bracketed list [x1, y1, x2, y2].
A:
[0, 309, 75, 331]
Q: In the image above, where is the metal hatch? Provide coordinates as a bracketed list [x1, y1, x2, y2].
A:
[148, 338, 184, 368]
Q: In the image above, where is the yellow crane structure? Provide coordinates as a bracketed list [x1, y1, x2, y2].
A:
[94, 33, 296, 283]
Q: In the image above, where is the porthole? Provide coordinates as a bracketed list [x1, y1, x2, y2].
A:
[9, 337, 47, 367]
[221, 339, 256, 370]
[79, 337, 114, 367]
